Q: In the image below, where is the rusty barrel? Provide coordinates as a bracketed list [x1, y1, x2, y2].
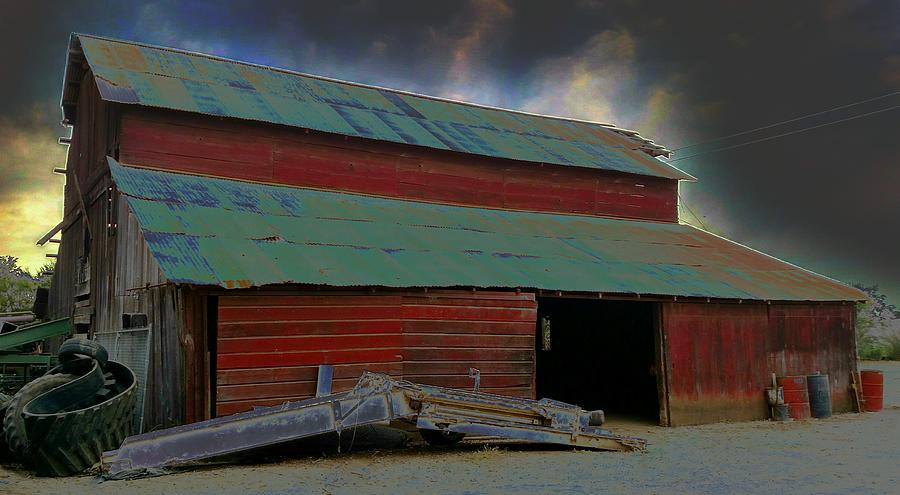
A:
[860, 370, 884, 412]
[806, 374, 831, 419]
[777, 375, 810, 420]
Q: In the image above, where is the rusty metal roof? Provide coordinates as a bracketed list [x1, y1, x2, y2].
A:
[109, 158, 863, 301]
[65, 34, 692, 181]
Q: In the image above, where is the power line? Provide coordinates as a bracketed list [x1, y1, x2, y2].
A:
[673, 91, 900, 151]
[678, 193, 708, 230]
[669, 105, 900, 162]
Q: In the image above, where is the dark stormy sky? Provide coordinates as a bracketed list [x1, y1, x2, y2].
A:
[1, 1, 898, 303]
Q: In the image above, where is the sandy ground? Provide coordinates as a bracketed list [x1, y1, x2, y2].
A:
[1, 360, 897, 495]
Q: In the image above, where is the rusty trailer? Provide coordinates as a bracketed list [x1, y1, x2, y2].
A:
[101, 372, 645, 480]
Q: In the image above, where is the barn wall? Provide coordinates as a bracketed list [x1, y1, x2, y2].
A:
[48, 71, 118, 322]
[118, 108, 678, 222]
[95, 193, 184, 430]
[768, 303, 856, 414]
[400, 291, 536, 396]
[215, 294, 405, 416]
[662, 302, 856, 426]
[214, 290, 536, 416]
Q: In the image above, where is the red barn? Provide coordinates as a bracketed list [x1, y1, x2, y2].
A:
[45, 34, 865, 429]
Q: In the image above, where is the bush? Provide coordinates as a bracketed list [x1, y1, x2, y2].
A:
[883, 329, 900, 361]
[856, 324, 887, 360]
[0, 256, 52, 313]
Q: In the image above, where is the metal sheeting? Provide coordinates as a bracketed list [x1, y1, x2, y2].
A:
[95, 326, 152, 433]
[71, 34, 691, 181]
[108, 159, 864, 302]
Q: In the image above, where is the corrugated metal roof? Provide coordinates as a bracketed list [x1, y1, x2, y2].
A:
[67, 34, 692, 181]
[109, 158, 864, 301]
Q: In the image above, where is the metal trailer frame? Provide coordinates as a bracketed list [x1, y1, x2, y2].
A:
[102, 372, 646, 480]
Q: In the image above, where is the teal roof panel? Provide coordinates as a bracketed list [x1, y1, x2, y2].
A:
[70, 34, 691, 181]
[109, 158, 863, 301]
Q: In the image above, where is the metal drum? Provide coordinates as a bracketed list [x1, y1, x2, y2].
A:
[806, 374, 831, 419]
[777, 375, 811, 420]
[773, 403, 791, 422]
[860, 370, 884, 412]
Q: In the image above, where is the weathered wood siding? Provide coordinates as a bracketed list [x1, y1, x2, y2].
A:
[48, 71, 118, 322]
[119, 108, 678, 222]
[662, 302, 857, 426]
[46, 72, 188, 429]
[214, 290, 536, 416]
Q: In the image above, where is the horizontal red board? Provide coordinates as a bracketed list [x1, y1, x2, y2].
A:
[218, 362, 402, 386]
[403, 348, 533, 362]
[217, 348, 401, 370]
[402, 320, 535, 335]
[401, 333, 533, 349]
[401, 305, 536, 322]
[403, 374, 532, 389]
[218, 320, 402, 339]
[217, 377, 363, 401]
[219, 305, 402, 322]
[402, 361, 533, 375]
[219, 295, 404, 307]
[218, 334, 402, 354]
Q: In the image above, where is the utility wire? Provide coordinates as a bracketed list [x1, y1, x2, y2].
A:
[673, 91, 900, 151]
[669, 105, 900, 162]
[678, 193, 708, 231]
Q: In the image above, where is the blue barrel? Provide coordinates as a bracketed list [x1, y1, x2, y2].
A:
[807, 374, 832, 419]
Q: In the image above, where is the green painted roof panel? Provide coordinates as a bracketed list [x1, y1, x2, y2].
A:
[109, 158, 864, 301]
[72, 34, 691, 180]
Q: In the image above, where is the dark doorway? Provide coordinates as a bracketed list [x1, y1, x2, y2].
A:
[535, 298, 661, 423]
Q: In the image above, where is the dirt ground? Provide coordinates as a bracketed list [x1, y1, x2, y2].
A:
[1, 361, 897, 495]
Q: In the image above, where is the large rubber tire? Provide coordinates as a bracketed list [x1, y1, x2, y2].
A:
[420, 429, 466, 446]
[0, 392, 10, 457]
[58, 338, 109, 369]
[2, 373, 77, 457]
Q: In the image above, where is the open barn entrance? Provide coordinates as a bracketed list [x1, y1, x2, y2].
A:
[535, 298, 663, 425]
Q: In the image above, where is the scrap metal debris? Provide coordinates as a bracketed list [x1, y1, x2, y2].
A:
[102, 371, 646, 480]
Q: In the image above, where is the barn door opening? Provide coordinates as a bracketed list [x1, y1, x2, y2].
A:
[535, 298, 663, 425]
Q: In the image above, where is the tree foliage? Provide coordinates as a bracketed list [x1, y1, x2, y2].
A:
[853, 283, 900, 360]
[0, 256, 52, 313]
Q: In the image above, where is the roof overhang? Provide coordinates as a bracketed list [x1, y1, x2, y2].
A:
[108, 157, 864, 302]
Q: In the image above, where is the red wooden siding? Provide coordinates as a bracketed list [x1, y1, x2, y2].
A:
[215, 294, 404, 416]
[768, 303, 856, 414]
[215, 291, 537, 416]
[662, 302, 856, 425]
[401, 291, 536, 398]
[119, 108, 678, 222]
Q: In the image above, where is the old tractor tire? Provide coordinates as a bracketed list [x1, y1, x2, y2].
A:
[24, 360, 137, 477]
[2, 373, 77, 457]
[0, 392, 11, 458]
[58, 338, 109, 369]
[420, 428, 466, 446]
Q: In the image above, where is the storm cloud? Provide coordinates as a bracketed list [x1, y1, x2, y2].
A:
[0, 0, 897, 300]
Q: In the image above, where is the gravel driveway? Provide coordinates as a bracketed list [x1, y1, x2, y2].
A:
[2, 361, 897, 494]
